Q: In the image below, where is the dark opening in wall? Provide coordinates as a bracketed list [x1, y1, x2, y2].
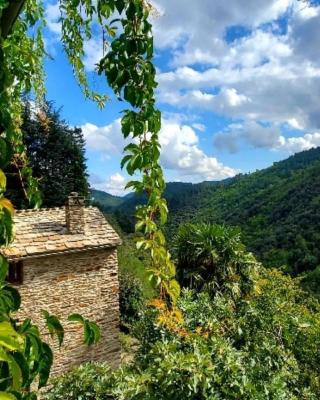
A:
[7, 260, 23, 284]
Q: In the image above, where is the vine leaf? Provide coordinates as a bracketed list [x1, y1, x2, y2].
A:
[68, 314, 101, 346]
[0, 392, 17, 400]
[38, 342, 53, 388]
[0, 169, 6, 190]
[0, 322, 24, 352]
[42, 310, 64, 347]
[0, 198, 14, 216]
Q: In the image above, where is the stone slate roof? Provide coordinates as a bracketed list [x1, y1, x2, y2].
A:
[2, 206, 121, 260]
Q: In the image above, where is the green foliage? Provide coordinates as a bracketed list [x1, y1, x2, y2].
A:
[174, 223, 256, 296]
[94, 0, 178, 303]
[46, 226, 320, 399]
[117, 235, 155, 299]
[67, 314, 100, 346]
[44, 363, 114, 400]
[59, 0, 178, 303]
[301, 266, 320, 298]
[113, 147, 320, 293]
[91, 189, 125, 213]
[119, 271, 144, 326]
[6, 101, 89, 208]
[1, 0, 163, 397]
[42, 310, 64, 348]
[0, 1, 58, 396]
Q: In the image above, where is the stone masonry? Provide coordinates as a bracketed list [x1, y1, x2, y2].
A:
[17, 248, 120, 376]
[1, 193, 122, 376]
[65, 192, 85, 234]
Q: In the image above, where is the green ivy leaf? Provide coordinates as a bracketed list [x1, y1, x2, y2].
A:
[115, 0, 125, 14]
[0, 348, 22, 391]
[68, 314, 100, 346]
[0, 255, 8, 282]
[38, 342, 53, 389]
[11, 352, 29, 389]
[42, 310, 64, 347]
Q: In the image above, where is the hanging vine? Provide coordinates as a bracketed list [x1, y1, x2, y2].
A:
[0, 0, 179, 397]
[59, 0, 180, 305]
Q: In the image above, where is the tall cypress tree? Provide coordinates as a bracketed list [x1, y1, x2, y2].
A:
[6, 101, 89, 208]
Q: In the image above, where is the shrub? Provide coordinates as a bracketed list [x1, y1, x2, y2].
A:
[44, 363, 114, 400]
[46, 224, 320, 399]
[301, 266, 320, 297]
[174, 223, 257, 297]
[119, 271, 144, 325]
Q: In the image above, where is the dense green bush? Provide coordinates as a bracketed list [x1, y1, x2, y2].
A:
[44, 363, 114, 400]
[46, 224, 320, 399]
[301, 266, 320, 297]
[119, 271, 144, 325]
[174, 223, 257, 298]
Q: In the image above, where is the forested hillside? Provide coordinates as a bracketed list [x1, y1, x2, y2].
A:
[102, 147, 320, 288]
[91, 189, 124, 212]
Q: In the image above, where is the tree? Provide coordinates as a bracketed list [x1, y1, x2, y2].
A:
[174, 223, 253, 296]
[6, 101, 89, 208]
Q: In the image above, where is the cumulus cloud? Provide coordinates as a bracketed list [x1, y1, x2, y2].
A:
[214, 121, 320, 154]
[280, 132, 320, 153]
[82, 119, 124, 157]
[45, 0, 320, 133]
[159, 120, 237, 181]
[46, 0, 320, 169]
[91, 173, 128, 196]
[152, 0, 291, 63]
[45, 2, 61, 35]
[214, 121, 284, 153]
[82, 118, 238, 182]
[83, 38, 104, 71]
[154, 1, 320, 131]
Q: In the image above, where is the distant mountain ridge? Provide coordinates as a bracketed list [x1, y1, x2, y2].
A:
[93, 146, 320, 286]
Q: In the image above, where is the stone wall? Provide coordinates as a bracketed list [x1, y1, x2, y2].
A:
[14, 248, 121, 377]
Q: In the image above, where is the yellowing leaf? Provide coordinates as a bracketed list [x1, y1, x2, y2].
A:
[0, 198, 14, 216]
[167, 279, 181, 304]
[0, 322, 24, 352]
[0, 392, 17, 400]
[147, 298, 166, 310]
[0, 169, 6, 190]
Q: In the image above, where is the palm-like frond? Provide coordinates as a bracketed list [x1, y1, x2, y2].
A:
[174, 223, 258, 297]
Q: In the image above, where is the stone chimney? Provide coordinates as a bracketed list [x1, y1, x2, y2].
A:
[65, 192, 85, 234]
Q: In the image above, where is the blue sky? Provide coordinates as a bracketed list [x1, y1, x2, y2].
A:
[43, 0, 320, 195]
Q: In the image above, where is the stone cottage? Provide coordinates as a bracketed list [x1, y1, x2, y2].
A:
[2, 193, 122, 376]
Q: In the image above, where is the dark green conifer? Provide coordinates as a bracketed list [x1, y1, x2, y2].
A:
[6, 101, 89, 208]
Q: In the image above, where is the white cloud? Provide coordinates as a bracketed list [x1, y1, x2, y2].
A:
[45, 0, 320, 134]
[154, 1, 320, 132]
[83, 37, 104, 72]
[159, 120, 238, 181]
[192, 123, 206, 132]
[45, 2, 61, 35]
[152, 0, 292, 61]
[104, 173, 127, 196]
[214, 121, 320, 154]
[159, 87, 251, 115]
[82, 118, 238, 182]
[82, 119, 124, 156]
[280, 132, 320, 153]
[46, 0, 320, 168]
[214, 121, 284, 153]
[91, 173, 128, 196]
